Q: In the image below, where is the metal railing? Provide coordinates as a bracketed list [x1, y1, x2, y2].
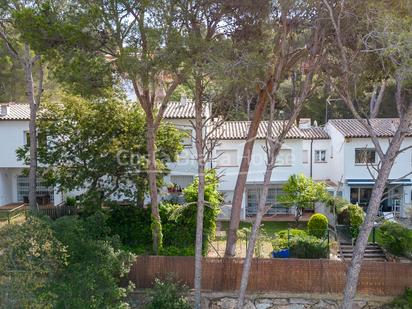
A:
[0, 203, 27, 224]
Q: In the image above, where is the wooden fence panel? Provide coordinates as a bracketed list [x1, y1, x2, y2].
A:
[128, 256, 412, 296]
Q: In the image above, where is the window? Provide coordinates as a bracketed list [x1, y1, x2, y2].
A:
[247, 188, 259, 215]
[170, 175, 194, 189]
[314, 150, 327, 163]
[17, 175, 54, 203]
[350, 187, 372, 208]
[216, 149, 237, 167]
[181, 129, 192, 147]
[355, 148, 376, 164]
[24, 130, 30, 146]
[246, 187, 289, 216]
[276, 149, 292, 166]
[302, 150, 309, 164]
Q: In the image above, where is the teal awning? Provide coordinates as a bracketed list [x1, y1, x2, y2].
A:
[347, 179, 412, 186]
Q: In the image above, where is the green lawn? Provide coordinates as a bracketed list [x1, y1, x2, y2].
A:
[218, 221, 307, 237]
[209, 221, 308, 258]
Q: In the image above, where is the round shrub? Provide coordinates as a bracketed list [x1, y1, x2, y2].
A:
[308, 213, 328, 238]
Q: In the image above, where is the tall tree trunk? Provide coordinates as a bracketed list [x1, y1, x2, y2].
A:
[225, 14, 294, 256]
[146, 114, 162, 255]
[225, 79, 275, 257]
[23, 45, 38, 211]
[236, 45, 321, 305]
[237, 140, 281, 308]
[194, 78, 205, 309]
[341, 108, 412, 309]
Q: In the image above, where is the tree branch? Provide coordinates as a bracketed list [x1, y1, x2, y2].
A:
[154, 75, 182, 130]
[0, 25, 20, 60]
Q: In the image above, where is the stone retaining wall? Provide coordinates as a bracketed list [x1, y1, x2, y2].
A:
[127, 291, 390, 309]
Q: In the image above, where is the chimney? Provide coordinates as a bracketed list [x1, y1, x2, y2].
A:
[0, 104, 10, 117]
[298, 118, 311, 129]
[180, 94, 187, 106]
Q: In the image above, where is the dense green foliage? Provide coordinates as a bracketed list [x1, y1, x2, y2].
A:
[337, 203, 365, 238]
[50, 213, 135, 309]
[289, 234, 329, 259]
[380, 288, 412, 309]
[181, 169, 222, 253]
[0, 217, 67, 309]
[0, 50, 27, 102]
[279, 174, 329, 221]
[347, 204, 365, 238]
[106, 170, 221, 256]
[307, 213, 329, 239]
[272, 227, 328, 259]
[0, 214, 135, 309]
[147, 278, 191, 309]
[17, 93, 184, 208]
[326, 196, 351, 216]
[107, 203, 153, 251]
[272, 228, 306, 252]
[378, 221, 412, 258]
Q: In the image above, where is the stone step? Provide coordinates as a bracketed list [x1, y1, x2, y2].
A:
[340, 248, 382, 253]
[338, 242, 387, 261]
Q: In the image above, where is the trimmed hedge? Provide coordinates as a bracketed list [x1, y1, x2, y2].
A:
[272, 229, 329, 259]
[289, 234, 329, 259]
[307, 213, 328, 238]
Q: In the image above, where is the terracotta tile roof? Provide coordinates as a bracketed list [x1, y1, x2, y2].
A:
[212, 121, 329, 140]
[164, 101, 196, 119]
[329, 118, 412, 138]
[0, 101, 197, 120]
[300, 127, 330, 139]
[0, 103, 30, 120]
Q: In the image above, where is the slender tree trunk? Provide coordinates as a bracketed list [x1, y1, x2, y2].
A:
[370, 79, 387, 118]
[146, 115, 162, 254]
[237, 42, 321, 305]
[23, 45, 38, 211]
[225, 14, 294, 256]
[225, 79, 275, 257]
[341, 109, 412, 309]
[194, 78, 205, 309]
[237, 140, 281, 308]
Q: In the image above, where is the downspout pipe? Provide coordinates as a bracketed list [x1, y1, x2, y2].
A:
[310, 138, 314, 178]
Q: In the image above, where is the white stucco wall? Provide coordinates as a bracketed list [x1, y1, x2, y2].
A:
[302, 138, 332, 181]
[325, 123, 345, 184]
[0, 168, 29, 206]
[164, 118, 198, 182]
[214, 139, 306, 192]
[342, 137, 412, 180]
[0, 120, 29, 168]
[0, 169, 14, 205]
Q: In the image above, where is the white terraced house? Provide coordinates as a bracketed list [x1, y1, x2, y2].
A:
[0, 101, 411, 220]
[0, 103, 64, 207]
